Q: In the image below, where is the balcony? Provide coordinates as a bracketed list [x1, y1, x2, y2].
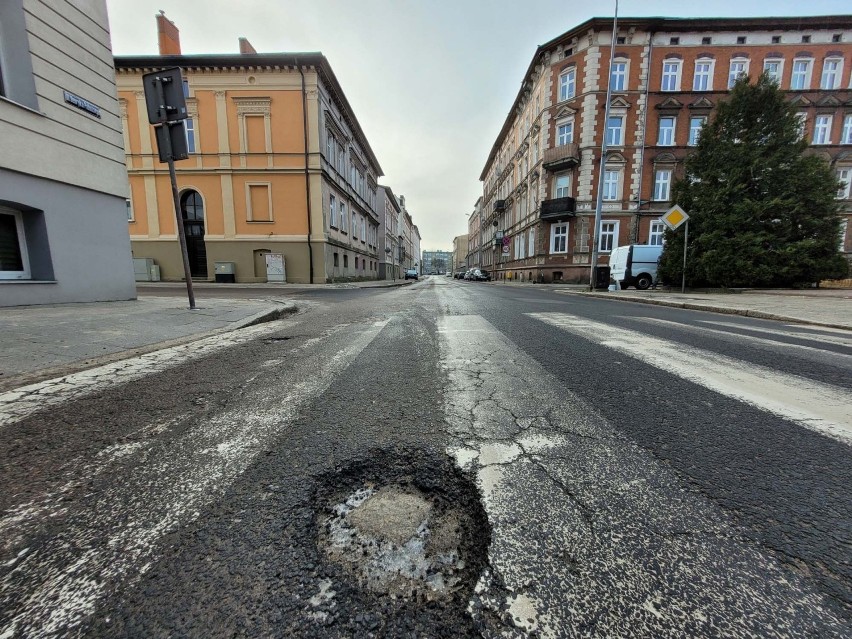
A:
[493, 199, 507, 212]
[539, 197, 576, 221]
[542, 144, 580, 171]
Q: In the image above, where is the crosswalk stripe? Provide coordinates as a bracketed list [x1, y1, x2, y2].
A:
[698, 319, 852, 348]
[528, 312, 852, 445]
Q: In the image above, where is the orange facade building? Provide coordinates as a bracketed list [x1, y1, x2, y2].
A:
[116, 15, 382, 283]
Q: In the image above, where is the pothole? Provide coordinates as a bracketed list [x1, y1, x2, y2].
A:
[263, 336, 293, 343]
[315, 447, 490, 603]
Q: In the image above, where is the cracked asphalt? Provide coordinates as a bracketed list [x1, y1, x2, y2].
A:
[0, 276, 850, 637]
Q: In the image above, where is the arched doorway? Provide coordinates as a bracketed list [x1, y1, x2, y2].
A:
[180, 190, 207, 278]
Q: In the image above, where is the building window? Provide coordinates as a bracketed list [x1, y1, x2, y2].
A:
[340, 203, 347, 232]
[598, 221, 618, 252]
[833, 34, 843, 43]
[801, 35, 811, 44]
[554, 174, 570, 198]
[334, 252, 339, 267]
[813, 115, 832, 145]
[772, 35, 782, 44]
[728, 59, 748, 89]
[184, 117, 196, 153]
[649, 221, 666, 245]
[669, 37, 679, 46]
[763, 59, 783, 85]
[837, 168, 851, 199]
[361, 217, 366, 242]
[843, 115, 852, 145]
[330, 194, 337, 228]
[796, 113, 808, 138]
[693, 59, 713, 91]
[791, 59, 812, 90]
[602, 169, 620, 201]
[606, 115, 624, 146]
[610, 60, 627, 92]
[840, 220, 849, 251]
[661, 60, 681, 91]
[653, 169, 672, 201]
[737, 36, 747, 45]
[352, 212, 358, 239]
[550, 223, 568, 253]
[126, 199, 134, 222]
[702, 37, 712, 45]
[688, 116, 706, 146]
[559, 68, 576, 101]
[343, 254, 348, 268]
[528, 228, 535, 256]
[821, 58, 843, 90]
[557, 122, 573, 146]
[658, 117, 676, 146]
[0, 207, 30, 280]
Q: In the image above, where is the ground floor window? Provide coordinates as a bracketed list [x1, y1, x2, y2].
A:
[334, 252, 339, 267]
[598, 220, 619, 253]
[550, 223, 568, 254]
[0, 207, 30, 280]
[649, 220, 666, 246]
[343, 254, 349, 268]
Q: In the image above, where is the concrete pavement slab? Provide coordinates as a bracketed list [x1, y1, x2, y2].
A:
[0, 296, 296, 391]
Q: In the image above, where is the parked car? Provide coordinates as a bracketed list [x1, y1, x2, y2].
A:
[473, 269, 491, 281]
[404, 268, 419, 280]
[464, 269, 476, 280]
[454, 271, 465, 279]
[608, 244, 663, 290]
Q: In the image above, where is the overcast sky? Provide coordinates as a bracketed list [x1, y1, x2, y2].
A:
[106, 0, 850, 251]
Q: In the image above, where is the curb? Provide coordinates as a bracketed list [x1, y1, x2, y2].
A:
[0, 301, 299, 393]
[569, 292, 851, 331]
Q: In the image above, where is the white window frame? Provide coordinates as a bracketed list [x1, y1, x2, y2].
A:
[361, 216, 366, 243]
[610, 59, 628, 92]
[837, 168, 851, 199]
[0, 207, 31, 280]
[559, 68, 576, 101]
[329, 194, 337, 228]
[606, 115, 624, 146]
[557, 121, 573, 146]
[840, 219, 849, 251]
[693, 59, 714, 91]
[688, 116, 706, 146]
[728, 58, 749, 89]
[796, 112, 808, 139]
[649, 220, 666, 246]
[598, 220, 619, 253]
[550, 223, 568, 254]
[658, 116, 676, 146]
[843, 115, 852, 145]
[602, 169, 620, 201]
[791, 58, 812, 90]
[528, 228, 535, 256]
[653, 169, 673, 201]
[661, 60, 681, 91]
[184, 117, 196, 153]
[554, 174, 571, 198]
[340, 203, 347, 232]
[821, 58, 843, 90]
[126, 198, 134, 222]
[813, 115, 832, 145]
[763, 58, 783, 85]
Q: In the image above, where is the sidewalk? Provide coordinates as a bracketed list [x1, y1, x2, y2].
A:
[139, 279, 414, 291]
[0, 296, 296, 391]
[565, 288, 852, 330]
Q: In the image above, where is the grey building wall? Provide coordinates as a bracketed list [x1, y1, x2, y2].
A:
[0, 0, 136, 306]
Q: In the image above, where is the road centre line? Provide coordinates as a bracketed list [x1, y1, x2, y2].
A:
[528, 312, 852, 445]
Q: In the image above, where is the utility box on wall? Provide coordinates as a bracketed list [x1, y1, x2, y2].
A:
[214, 261, 236, 283]
[265, 253, 285, 282]
[133, 258, 155, 282]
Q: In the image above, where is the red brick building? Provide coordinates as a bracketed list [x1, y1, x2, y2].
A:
[479, 16, 852, 284]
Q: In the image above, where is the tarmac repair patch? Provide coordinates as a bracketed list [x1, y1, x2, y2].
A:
[314, 446, 490, 603]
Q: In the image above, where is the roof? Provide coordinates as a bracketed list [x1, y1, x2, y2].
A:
[378, 184, 401, 212]
[479, 14, 852, 181]
[114, 52, 383, 176]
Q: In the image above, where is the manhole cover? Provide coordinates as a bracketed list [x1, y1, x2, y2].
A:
[315, 447, 489, 603]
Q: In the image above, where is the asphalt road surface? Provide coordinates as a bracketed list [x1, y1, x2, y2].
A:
[1, 277, 850, 637]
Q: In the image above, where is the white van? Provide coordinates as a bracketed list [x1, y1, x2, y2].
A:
[608, 244, 663, 290]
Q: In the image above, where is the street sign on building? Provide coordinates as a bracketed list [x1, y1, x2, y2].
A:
[502, 235, 510, 255]
[661, 204, 689, 231]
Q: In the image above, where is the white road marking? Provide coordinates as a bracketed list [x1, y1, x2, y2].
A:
[437, 314, 845, 636]
[529, 312, 852, 445]
[0, 320, 388, 637]
[698, 319, 852, 348]
[0, 318, 301, 427]
[629, 317, 852, 361]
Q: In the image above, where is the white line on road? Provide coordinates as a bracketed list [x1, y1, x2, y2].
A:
[0, 320, 388, 637]
[698, 319, 852, 348]
[529, 312, 852, 445]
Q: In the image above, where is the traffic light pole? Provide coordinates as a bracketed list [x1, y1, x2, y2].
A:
[154, 78, 196, 310]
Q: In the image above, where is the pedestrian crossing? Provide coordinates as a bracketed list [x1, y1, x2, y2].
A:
[527, 312, 852, 445]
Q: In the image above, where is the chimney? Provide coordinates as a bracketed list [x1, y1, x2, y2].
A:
[239, 37, 257, 54]
[156, 11, 181, 55]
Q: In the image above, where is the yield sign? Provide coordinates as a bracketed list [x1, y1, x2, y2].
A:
[661, 204, 689, 230]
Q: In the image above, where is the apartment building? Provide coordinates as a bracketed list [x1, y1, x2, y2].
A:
[480, 16, 852, 283]
[116, 14, 382, 284]
[377, 185, 401, 279]
[467, 197, 483, 269]
[0, 0, 136, 306]
[452, 234, 469, 274]
[422, 250, 452, 274]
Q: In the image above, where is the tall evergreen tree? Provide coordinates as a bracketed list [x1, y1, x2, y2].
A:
[658, 74, 848, 288]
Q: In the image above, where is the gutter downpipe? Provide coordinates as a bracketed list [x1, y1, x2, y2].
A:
[297, 59, 314, 284]
[633, 28, 653, 243]
[589, 0, 619, 291]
